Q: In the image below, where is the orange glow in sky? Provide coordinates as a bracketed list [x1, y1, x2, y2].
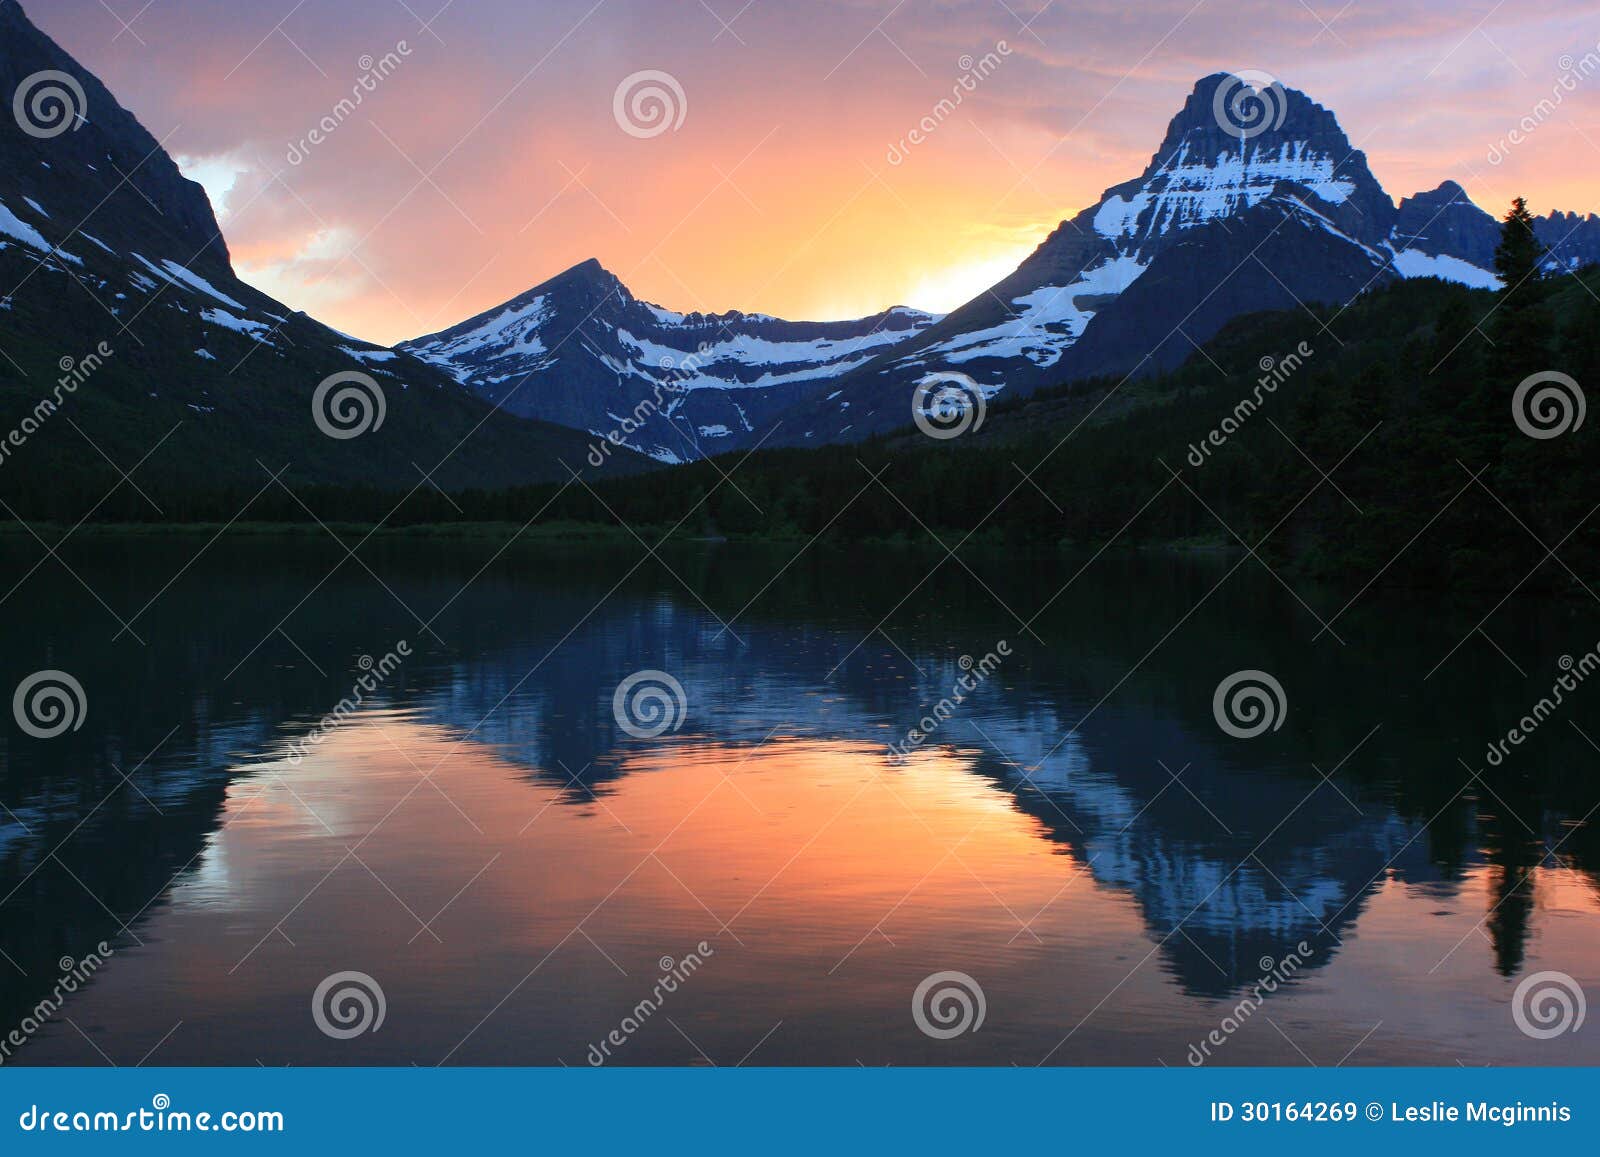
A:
[34, 0, 1600, 344]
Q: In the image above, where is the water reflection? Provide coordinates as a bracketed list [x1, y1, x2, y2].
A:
[1, 538, 1596, 1065]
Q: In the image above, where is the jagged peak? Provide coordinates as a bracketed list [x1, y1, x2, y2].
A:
[1398, 180, 1477, 209]
[1153, 72, 1342, 158]
[541, 256, 625, 292]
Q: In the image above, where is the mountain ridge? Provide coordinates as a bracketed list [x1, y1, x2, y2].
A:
[6, 4, 1599, 486]
[401, 255, 938, 463]
[408, 71, 1600, 456]
[0, 0, 649, 513]
[0, 0, 230, 277]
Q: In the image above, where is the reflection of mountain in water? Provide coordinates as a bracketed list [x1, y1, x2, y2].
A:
[419, 621, 1448, 997]
[2, 540, 1593, 1041]
[958, 709, 1443, 995]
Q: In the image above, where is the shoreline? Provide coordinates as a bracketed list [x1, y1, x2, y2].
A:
[0, 520, 1240, 553]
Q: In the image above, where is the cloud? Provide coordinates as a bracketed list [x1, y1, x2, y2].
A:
[31, 0, 1600, 344]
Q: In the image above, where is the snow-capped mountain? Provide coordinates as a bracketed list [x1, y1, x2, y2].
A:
[9, 8, 1598, 475]
[402, 259, 937, 463]
[1392, 178, 1600, 286]
[0, 0, 640, 493]
[770, 73, 1600, 445]
[413, 73, 1599, 455]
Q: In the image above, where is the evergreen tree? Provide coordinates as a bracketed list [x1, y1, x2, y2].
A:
[1493, 197, 1544, 292]
[1486, 198, 1556, 439]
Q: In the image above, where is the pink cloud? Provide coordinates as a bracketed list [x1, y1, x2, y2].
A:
[28, 0, 1600, 344]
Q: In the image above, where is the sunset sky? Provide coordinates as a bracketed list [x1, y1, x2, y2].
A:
[33, 0, 1600, 345]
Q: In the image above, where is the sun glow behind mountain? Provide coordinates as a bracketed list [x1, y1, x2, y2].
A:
[30, 0, 1600, 345]
[900, 245, 1045, 315]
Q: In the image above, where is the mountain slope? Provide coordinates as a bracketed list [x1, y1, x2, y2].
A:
[415, 71, 1598, 456]
[0, 0, 646, 519]
[1392, 179, 1600, 284]
[402, 259, 936, 463]
[757, 74, 1600, 446]
[492, 269, 1598, 597]
[391, 72, 1597, 460]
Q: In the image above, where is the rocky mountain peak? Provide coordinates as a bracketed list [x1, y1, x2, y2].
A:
[0, 0, 230, 276]
[1094, 72, 1394, 255]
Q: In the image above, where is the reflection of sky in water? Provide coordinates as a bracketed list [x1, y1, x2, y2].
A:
[3, 546, 1598, 1066]
[408, 636, 1455, 998]
[22, 704, 1594, 1067]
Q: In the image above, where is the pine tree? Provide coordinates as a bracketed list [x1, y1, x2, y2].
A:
[1486, 198, 1555, 422]
[1493, 197, 1544, 293]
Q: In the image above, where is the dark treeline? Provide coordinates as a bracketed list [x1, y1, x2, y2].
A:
[7, 204, 1597, 596]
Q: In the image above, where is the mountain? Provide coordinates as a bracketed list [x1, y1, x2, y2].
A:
[865, 74, 1396, 381]
[0, 0, 645, 518]
[1392, 178, 1600, 282]
[409, 72, 1598, 456]
[402, 258, 937, 463]
[505, 266, 1600, 596]
[8, 8, 1598, 486]
[770, 73, 1600, 445]
[1391, 180, 1503, 283]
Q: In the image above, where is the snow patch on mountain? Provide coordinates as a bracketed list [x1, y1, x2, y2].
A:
[403, 259, 940, 461]
[412, 294, 554, 372]
[1282, 195, 1388, 262]
[614, 325, 906, 388]
[0, 196, 53, 254]
[1095, 139, 1355, 243]
[919, 254, 1149, 367]
[339, 345, 400, 364]
[1390, 247, 1502, 289]
[132, 253, 246, 310]
[200, 306, 274, 344]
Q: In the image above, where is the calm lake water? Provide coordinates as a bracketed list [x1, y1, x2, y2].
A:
[2, 536, 1597, 1066]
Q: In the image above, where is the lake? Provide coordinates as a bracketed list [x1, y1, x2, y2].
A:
[1, 535, 1596, 1066]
